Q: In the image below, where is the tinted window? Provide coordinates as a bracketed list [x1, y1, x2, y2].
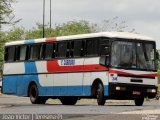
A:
[30, 44, 41, 60]
[72, 40, 84, 57]
[99, 38, 109, 56]
[15, 46, 20, 61]
[5, 46, 16, 62]
[44, 43, 55, 59]
[86, 39, 98, 56]
[56, 42, 67, 58]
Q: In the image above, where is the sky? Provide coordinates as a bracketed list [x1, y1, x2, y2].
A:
[2, 0, 160, 48]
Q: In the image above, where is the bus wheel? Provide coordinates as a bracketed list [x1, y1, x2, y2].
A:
[29, 83, 47, 104]
[96, 83, 105, 105]
[134, 96, 144, 106]
[60, 97, 77, 105]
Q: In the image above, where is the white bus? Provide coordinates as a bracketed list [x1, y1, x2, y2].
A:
[2, 32, 158, 106]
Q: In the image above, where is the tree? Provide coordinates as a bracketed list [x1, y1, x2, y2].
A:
[0, 0, 20, 28]
[25, 21, 94, 39]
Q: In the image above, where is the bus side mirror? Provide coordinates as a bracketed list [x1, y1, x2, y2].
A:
[99, 55, 109, 66]
[156, 51, 159, 60]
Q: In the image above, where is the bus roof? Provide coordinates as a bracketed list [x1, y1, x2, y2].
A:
[5, 32, 155, 46]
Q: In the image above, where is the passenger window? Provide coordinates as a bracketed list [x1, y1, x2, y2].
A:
[72, 40, 84, 57]
[99, 38, 109, 56]
[30, 44, 41, 60]
[5, 46, 16, 62]
[44, 43, 55, 59]
[86, 39, 98, 56]
[19, 46, 27, 60]
[56, 42, 67, 58]
[15, 46, 20, 61]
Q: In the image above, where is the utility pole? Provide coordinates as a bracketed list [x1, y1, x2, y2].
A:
[50, 0, 52, 29]
[43, 0, 45, 38]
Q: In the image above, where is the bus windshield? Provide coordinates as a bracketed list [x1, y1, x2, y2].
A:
[111, 40, 155, 70]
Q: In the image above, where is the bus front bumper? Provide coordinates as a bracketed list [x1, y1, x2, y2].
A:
[108, 83, 158, 100]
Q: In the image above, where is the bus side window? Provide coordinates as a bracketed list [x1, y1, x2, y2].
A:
[66, 42, 70, 58]
[56, 41, 67, 58]
[15, 46, 20, 61]
[81, 40, 85, 56]
[72, 40, 83, 57]
[70, 41, 74, 57]
[15, 46, 27, 61]
[99, 38, 109, 56]
[5, 46, 16, 62]
[44, 43, 55, 59]
[30, 44, 41, 60]
[20, 46, 27, 60]
[4, 47, 9, 62]
[86, 38, 99, 57]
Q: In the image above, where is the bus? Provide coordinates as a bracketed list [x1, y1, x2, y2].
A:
[2, 32, 158, 106]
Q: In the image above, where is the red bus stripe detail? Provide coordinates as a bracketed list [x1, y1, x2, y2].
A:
[46, 37, 56, 42]
[47, 60, 108, 72]
[109, 69, 157, 77]
[140, 74, 157, 77]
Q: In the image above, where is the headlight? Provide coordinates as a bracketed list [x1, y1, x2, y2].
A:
[147, 89, 157, 93]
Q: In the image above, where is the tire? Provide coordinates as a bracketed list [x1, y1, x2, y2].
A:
[60, 97, 77, 105]
[96, 83, 106, 105]
[29, 83, 47, 104]
[134, 96, 144, 106]
[155, 95, 159, 100]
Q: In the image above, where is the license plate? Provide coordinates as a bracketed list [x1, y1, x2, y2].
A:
[133, 91, 141, 95]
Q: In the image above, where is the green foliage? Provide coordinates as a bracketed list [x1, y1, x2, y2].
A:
[25, 21, 94, 39]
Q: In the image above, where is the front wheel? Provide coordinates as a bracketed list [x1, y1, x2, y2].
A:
[134, 96, 144, 106]
[29, 83, 47, 104]
[96, 83, 106, 105]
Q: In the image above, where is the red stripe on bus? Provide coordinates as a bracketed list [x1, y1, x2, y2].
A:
[47, 60, 108, 72]
[109, 69, 157, 77]
[46, 37, 56, 42]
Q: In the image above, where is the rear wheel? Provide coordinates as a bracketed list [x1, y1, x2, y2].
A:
[60, 97, 77, 105]
[96, 83, 106, 105]
[134, 96, 144, 106]
[29, 83, 47, 104]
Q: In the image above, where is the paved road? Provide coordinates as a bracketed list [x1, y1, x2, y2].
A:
[0, 95, 159, 120]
